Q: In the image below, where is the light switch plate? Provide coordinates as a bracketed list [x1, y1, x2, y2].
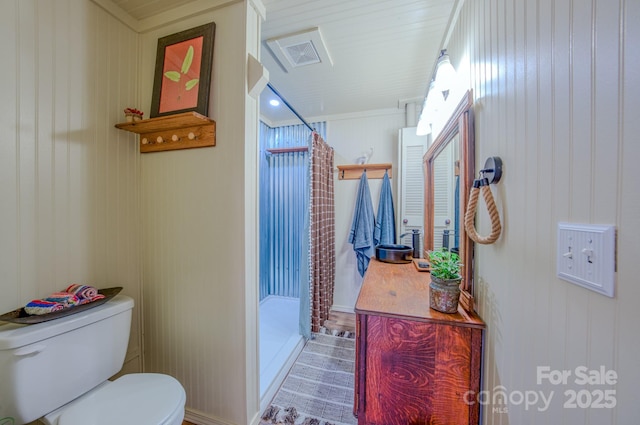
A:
[557, 223, 616, 297]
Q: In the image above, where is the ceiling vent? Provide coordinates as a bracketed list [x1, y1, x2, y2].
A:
[284, 41, 321, 67]
[266, 27, 333, 72]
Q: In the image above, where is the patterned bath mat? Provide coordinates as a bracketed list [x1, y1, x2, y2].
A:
[260, 333, 357, 425]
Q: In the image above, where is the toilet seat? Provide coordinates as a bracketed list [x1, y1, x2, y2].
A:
[51, 374, 185, 425]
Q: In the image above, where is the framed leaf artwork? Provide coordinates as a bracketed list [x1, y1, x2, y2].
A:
[150, 22, 216, 118]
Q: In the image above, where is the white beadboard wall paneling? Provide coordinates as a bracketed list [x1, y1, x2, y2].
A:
[447, 0, 636, 423]
[17, 0, 39, 304]
[329, 110, 405, 311]
[245, 4, 263, 421]
[1, 0, 19, 311]
[618, 3, 640, 425]
[139, 3, 259, 423]
[0, 0, 142, 370]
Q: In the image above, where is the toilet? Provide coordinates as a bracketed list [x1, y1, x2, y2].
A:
[0, 295, 185, 425]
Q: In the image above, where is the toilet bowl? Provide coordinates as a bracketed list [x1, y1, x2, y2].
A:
[42, 374, 186, 425]
[0, 295, 186, 425]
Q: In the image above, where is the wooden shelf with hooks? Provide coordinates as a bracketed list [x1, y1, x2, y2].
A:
[115, 111, 216, 153]
[337, 163, 392, 180]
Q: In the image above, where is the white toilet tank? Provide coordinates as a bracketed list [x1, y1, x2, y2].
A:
[0, 295, 134, 424]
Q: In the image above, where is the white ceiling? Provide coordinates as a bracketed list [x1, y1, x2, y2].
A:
[113, 0, 458, 125]
[259, 0, 455, 124]
[110, 0, 197, 20]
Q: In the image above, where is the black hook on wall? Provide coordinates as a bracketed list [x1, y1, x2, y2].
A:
[479, 156, 503, 185]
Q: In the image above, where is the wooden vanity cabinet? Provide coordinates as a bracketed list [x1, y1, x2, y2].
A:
[354, 259, 485, 425]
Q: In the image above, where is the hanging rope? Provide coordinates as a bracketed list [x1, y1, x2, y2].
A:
[464, 179, 502, 244]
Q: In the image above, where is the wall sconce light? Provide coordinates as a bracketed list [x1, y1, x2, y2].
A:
[434, 52, 456, 101]
[416, 97, 432, 136]
[416, 49, 457, 136]
[416, 80, 439, 136]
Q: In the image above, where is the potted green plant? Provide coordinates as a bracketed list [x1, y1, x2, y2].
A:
[427, 249, 462, 313]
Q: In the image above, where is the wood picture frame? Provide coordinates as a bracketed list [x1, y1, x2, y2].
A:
[150, 22, 216, 118]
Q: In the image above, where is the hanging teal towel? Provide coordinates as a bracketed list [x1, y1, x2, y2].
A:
[348, 173, 375, 277]
[374, 171, 396, 246]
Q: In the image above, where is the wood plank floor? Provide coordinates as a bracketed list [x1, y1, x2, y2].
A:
[323, 310, 356, 333]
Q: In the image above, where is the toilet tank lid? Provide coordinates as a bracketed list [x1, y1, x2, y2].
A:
[0, 295, 134, 351]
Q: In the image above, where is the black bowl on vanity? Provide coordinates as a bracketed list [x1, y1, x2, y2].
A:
[375, 244, 413, 264]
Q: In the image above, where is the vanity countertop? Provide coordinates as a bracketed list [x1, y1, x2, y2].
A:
[355, 258, 485, 329]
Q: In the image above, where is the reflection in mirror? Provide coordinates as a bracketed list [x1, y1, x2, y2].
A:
[432, 135, 459, 252]
[424, 90, 475, 312]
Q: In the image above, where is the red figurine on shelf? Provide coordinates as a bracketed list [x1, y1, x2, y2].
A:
[124, 107, 144, 122]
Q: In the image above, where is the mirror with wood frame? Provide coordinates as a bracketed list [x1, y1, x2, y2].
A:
[423, 90, 475, 312]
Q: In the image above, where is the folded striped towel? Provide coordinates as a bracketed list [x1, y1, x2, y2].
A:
[45, 292, 80, 307]
[24, 299, 66, 315]
[23, 285, 106, 316]
[65, 284, 104, 304]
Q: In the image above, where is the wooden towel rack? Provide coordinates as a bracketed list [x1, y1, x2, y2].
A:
[337, 163, 392, 180]
[115, 111, 215, 153]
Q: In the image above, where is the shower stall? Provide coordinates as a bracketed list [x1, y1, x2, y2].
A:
[258, 112, 327, 405]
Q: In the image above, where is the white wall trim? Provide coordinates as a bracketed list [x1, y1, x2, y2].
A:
[91, 0, 247, 34]
[249, 0, 267, 21]
[90, 0, 140, 31]
[441, 0, 466, 49]
[137, 0, 242, 33]
[259, 115, 276, 128]
[330, 304, 355, 314]
[184, 408, 239, 425]
[266, 107, 404, 129]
